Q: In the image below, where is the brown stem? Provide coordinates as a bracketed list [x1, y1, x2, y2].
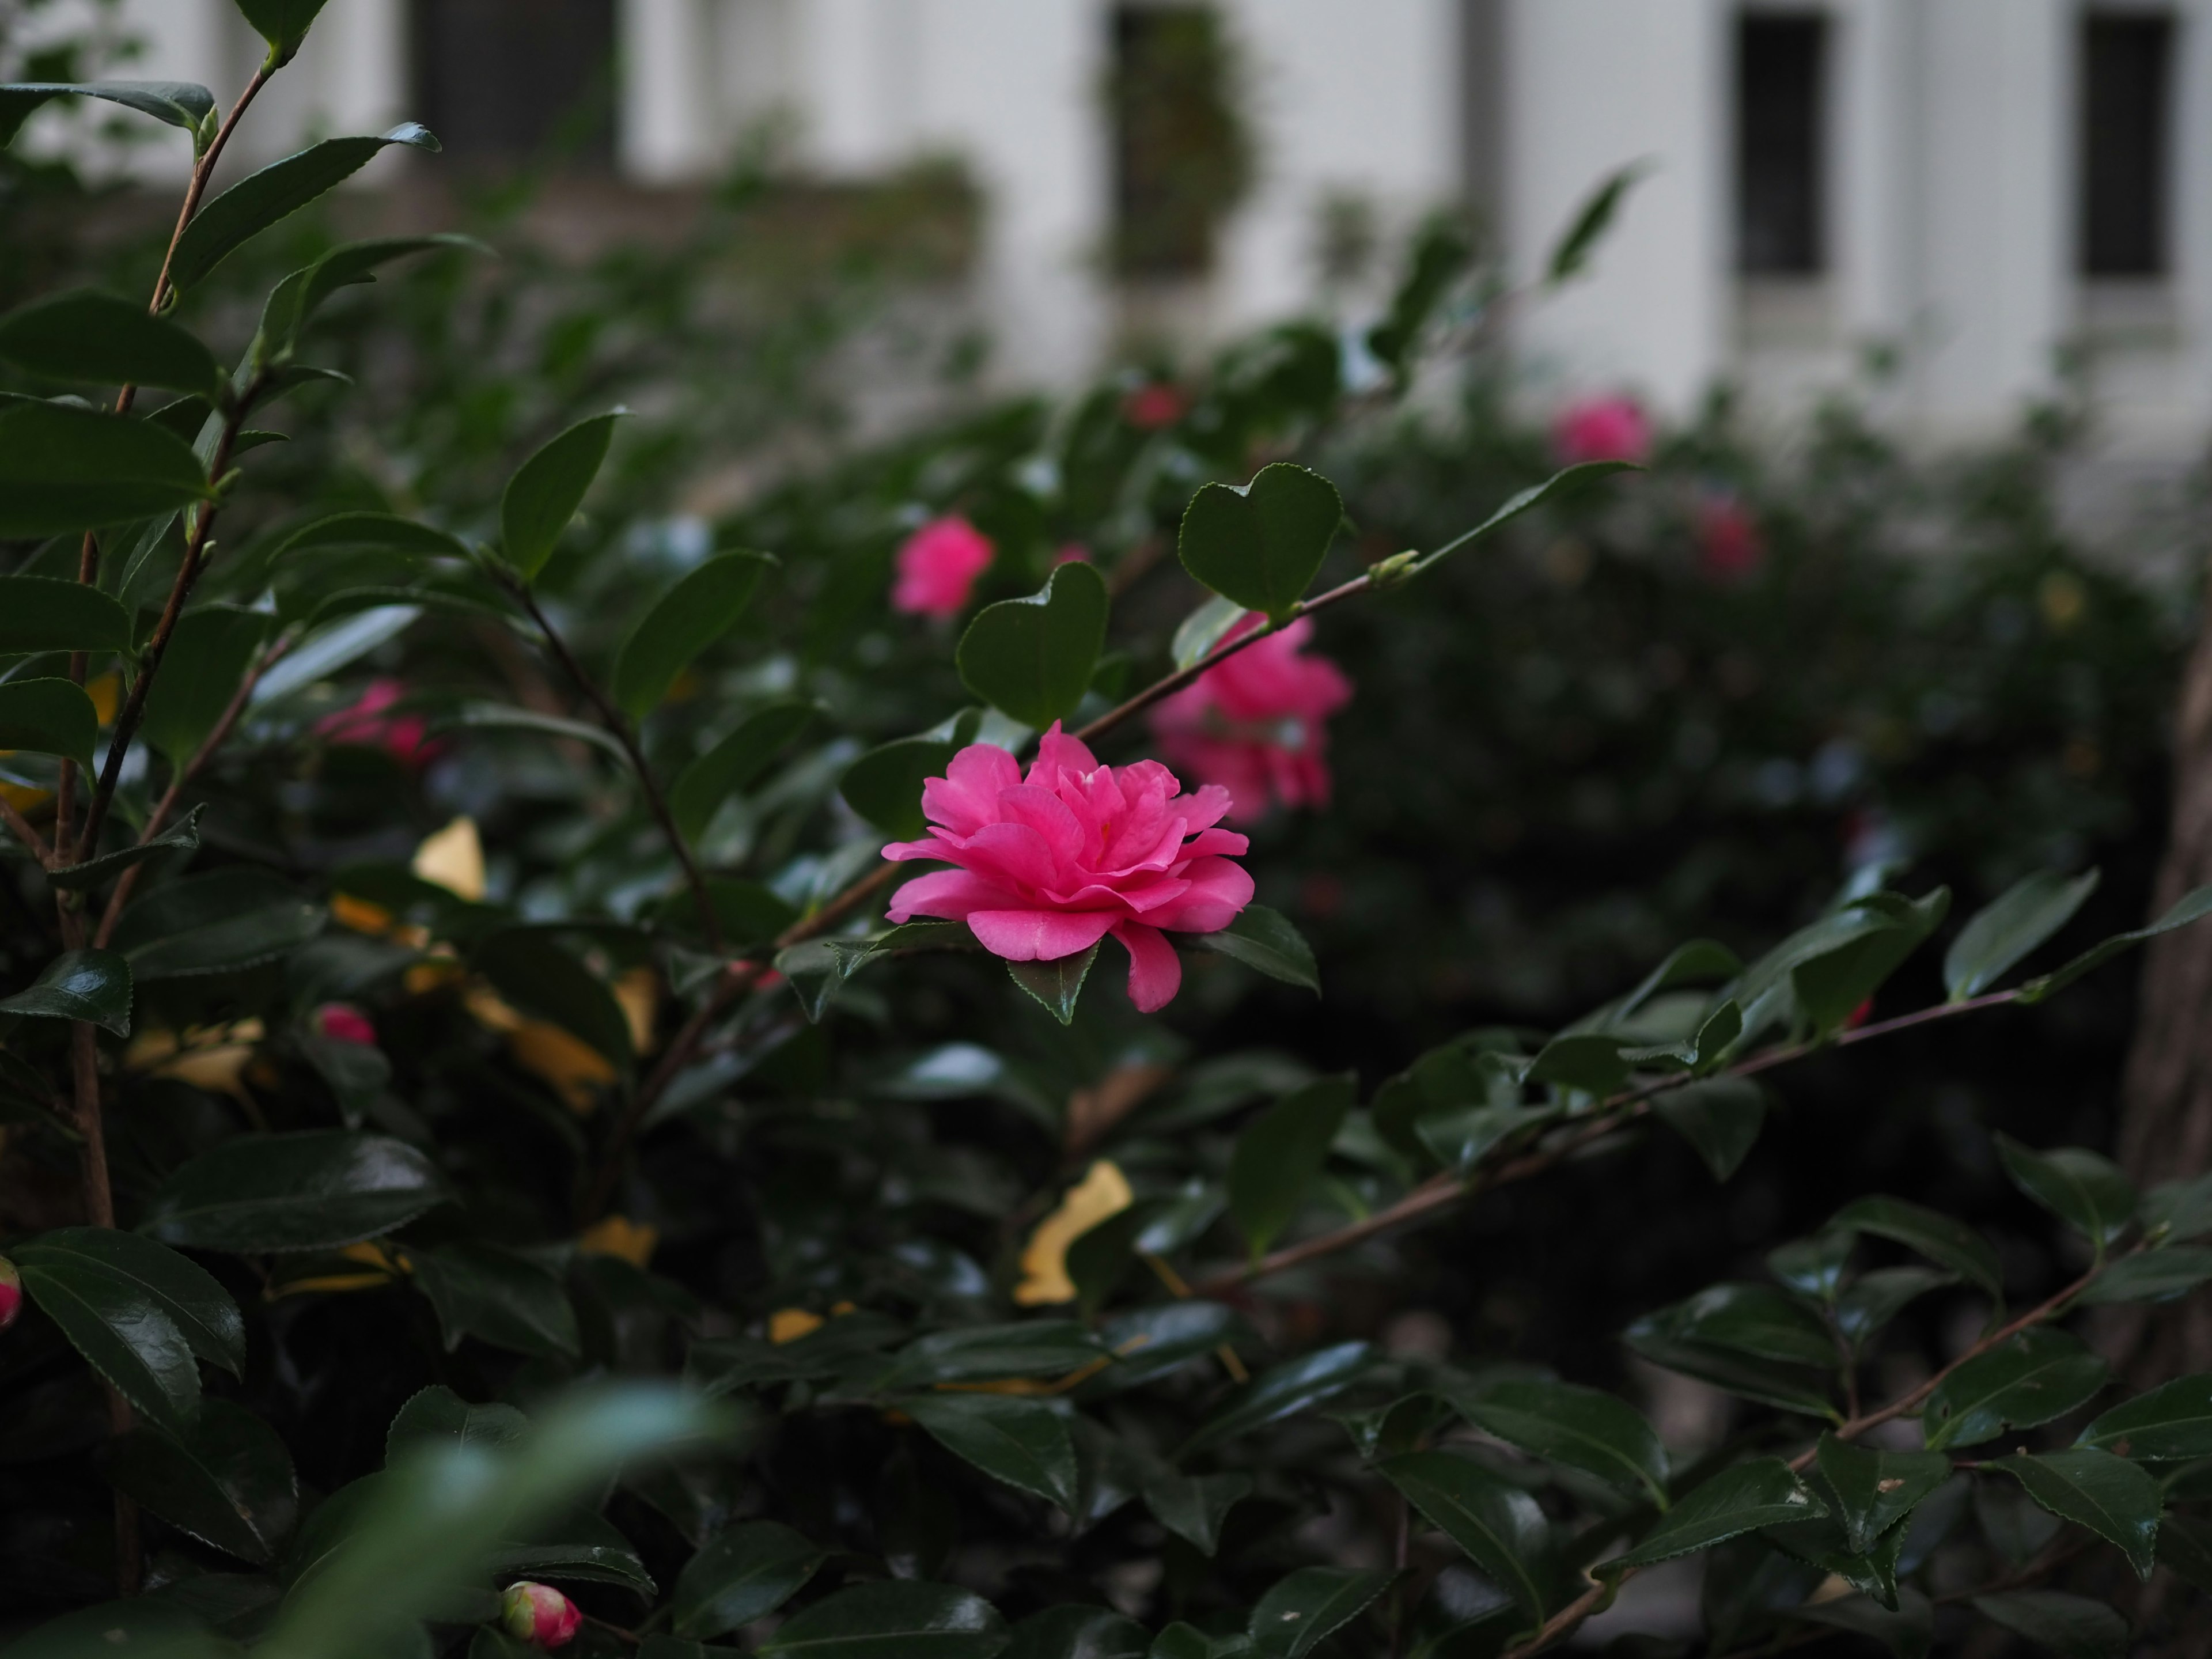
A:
[0, 794, 54, 868]
[147, 65, 272, 319]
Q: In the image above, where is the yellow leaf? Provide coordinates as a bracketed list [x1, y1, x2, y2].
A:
[268, 1241, 403, 1297]
[770, 1308, 825, 1344]
[85, 671, 120, 726]
[124, 1019, 267, 1100]
[331, 893, 397, 935]
[1013, 1159, 1132, 1308]
[506, 1020, 616, 1113]
[0, 782, 52, 815]
[615, 966, 658, 1055]
[579, 1214, 658, 1268]
[412, 816, 485, 902]
[404, 958, 465, 997]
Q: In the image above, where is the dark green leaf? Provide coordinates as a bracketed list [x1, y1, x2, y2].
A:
[257, 235, 487, 359]
[2142, 1172, 2212, 1242]
[1527, 1032, 1635, 1096]
[0, 289, 219, 393]
[670, 700, 818, 839]
[471, 928, 634, 1070]
[1547, 161, 1651, 283]
[1228, 1073, 1355, 1256]
[493, 1505, 656, 1594]
[1247, 1568, 1393, 1659]
[1381, 1449, 1552, 1623]
[2020, 883, 2212, 1003]
[1456, 1378, 1668, 1506]
[2157, 1512, 2212, 1592]
[611, 551, 774, 719]
[1008, 944, 1101, 1026]
[2079, 1376, 2212, 1460]
[2074, 1247, 2212, 1306]
[1791, 1588, 1933, 1659]
[1645, 1283, 1836, 1367]
[276, 510, 469, 563]
[1193, 904, 1319, 993]
[1972, 1591, 2129, 1659]
[1836, 1267, 1957, 1349]
[1654, 1077, 1767, 1181]
[17, 1251, 198, 1436]
[408, 1242, 578, 1358]
[1997, 1449, 2160, 1577]
[0, 947, 132, 1035]
[104, 1399, 297, 1566]
[1995, 1134, 2137, 1251]
[0, 676, 98, 767]
[1179, 1341, 1377, 1455]
[1367, 215, 1472, 375]
[1945, 869, 2101, 1001]
[671, 1520, 828, 1638]
[1177, 463, 1343, 623]
[232, 0, 335, 62]
[841, 736, 956, 840]
[112, 868, 323, 980]
[1142, 1472, 1252, 1555]
[140, 605, 271, 763]
[956, 560, 1109, 727]
[1762, 1512, 1906, 1608]
[1814, 1435, 1950, 1554]
[0, 574, 131, 655]
[1624, 1293, 1836, 1418]
[13, 1227, 243, 1374]
[384, 1385, 527, 1463]
[776, 922, 980, 1022]
[169, 127, 442, 293]
[1768, 1229, 1855, 1301]
[0, 399, 210, 536]
[757, 1582, 1009, 1657]
[1922, 1328, 2109, 1450]
[1604, 1459, 1825, 1573]
[879, 1321, 1107, 1390]
[0, 1602, 233, 1659]
[903, 1393, 1080, 1512]
[1830, 1194, 2006, 1303]
[1411, 461, 1642, 577]
[1789, 889, 1948, 1036]
[0, 80, 215, 147]
[1415, 1103, 1556, 1176]
[1086, 1300, 1248, 1395]
[47, 803, 203, 892]
[1005, 1607, 1149, 1659]
[501, 411, 624, 581]
[437, 700, 627, 764]
[142, 1129, 454, 1253]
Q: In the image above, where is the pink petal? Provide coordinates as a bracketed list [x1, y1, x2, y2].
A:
[887, 868, 1024, 923]
[997, 783, 1087, 865]
[1113, 922, 1183, 1012]
[1029, 722, 1099, 782]
[968, 907, 1120, 961]
[964, 821, 1063, 892]
[1150, 854, 1255, 933]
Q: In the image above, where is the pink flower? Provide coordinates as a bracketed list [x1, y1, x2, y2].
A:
[1052, 545, 1090, 566]
[1123, 381, 1188, 430]
[891, 516, 995, 618]
[0, 1256, 19, 1334]
[314, 1004, 377, 1046]
[1552, 395, 1652, 465]
[882, 725, 1254, 1013]
[1697, 494, 1763, 581]
[501, 1582, 581, 1650]
[315, 679, 435, 768]
[1149, 616, 1353, 823]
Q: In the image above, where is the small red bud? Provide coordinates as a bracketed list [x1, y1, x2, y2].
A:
[0, 1256, 20, 1333]
[314, 1003, 377, 1046]
[501, 1582, 581, 1650]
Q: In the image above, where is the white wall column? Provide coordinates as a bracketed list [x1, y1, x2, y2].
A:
[1833, 0, 1921, 344]
[620, 0, 718, 180]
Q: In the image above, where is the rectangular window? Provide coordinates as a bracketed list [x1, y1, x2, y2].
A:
[1736, 13, 1828, 275]
[2080, 12, 2175, 277]
[411, 0, 616, 165]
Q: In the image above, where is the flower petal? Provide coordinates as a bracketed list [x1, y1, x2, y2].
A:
[887, 868, 1023, 923]
[1150, 854, 1255, 933]
[1113, 922, 1183, 1012]
[968, 907, 1120, 962]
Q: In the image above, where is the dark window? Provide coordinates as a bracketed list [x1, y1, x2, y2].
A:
[1108, 6, 1252, 279]
[1736, 13, 1827, 275]
[2081, 13, 2175, 276]
[411, 0, 616, 165]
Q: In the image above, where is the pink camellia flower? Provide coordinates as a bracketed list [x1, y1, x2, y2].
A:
[0, 1256, 20, 1334]
[891, 516, 995, 618]
[314, 1004, 377, 1046]
[1552, 395, 1652, 465]
[1697, 493, 1763, 581]
[882, 725, 1253, 1013]
[501, 1582, 581, 1650]
[315, 679, 435, 768]
[1149, 616, 1353, 823]
[1122, 381, 1188, 430]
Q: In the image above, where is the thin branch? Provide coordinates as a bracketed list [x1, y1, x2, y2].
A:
[0, 793, 54, 869]
[146, 64, 273, 323]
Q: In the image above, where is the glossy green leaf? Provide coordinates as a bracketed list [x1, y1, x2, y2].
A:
[1415, 1102, 1557, 1176]
[1762, 1510, 1907, 1608]
[2141, 1172, 2212, 1242]
[1547, 161, 1652, 283]
[1525, 1032, 1635, 1096]
[1996, 1449, 2160, 1578]
[112, 868, 324, 979]
[1170, 592, 1248, 670]
[1995, 1134, 2137, 1252]
[13, 1227, 243, 1374]
[1457, 1378, 1668, 1506]
[408, 1242, 578, 1358]
[1193, 904, 1319, 993]
[1813, 1435, 1950, 1554]
[1005, 1607, 1149, 1659]
[2074, 1247, 2212, 1306]
[1604, 1459, 1824, 1573]
[1836, 1266, 1958, 1349]
[0, 676, 98, 767]
[384, 1385, 528, 1463]
[1653, 1077, 1766, 1181]
[1944, 869, 2101, 1001]
[0, 399, 210, 536]
[841, 735, 955, 840]
[493, 1505, 656, 1594]
[47, 803, 203, 892]
[471, 928, 634, 1070]
[501, 411, 624, 580]
[0, 946, 132, 1035]
[0, 573, 131, 657]
[879, 1321, 1107, 1390]
[1228, 1073, 1355, 1256]
[0, 288, 219, 393]
[1789, 889, 1948, 1036]
[1142, 1472, 1252, 1556]
[1624, 1288, 1836, 1418]
[610, 551, 774, 719]
[1411, 461, 1642, 575]
[140, 605, 271, 764]
[1008, 943, 1101, 1027]
[0, 80, 215, 147]
[1086, 1301, 1248, 1395]
[2020, 883, 2212, 1003]
[1767, 1229, 1856, 1301]
[142, 1129, 454, 1253]
[1829, 1194, 2006, 1303]
[1177, 463, 1342, 622]
[904, 1393, 1080, 1512]
[104, 1399, 298, 1566]
[232, 0, 335, 62]
[1381, 1449, 1552, 1623]
[1179, 1340, 1377, 1455]
[169, 126, 442, 293]
[956, 560, 1109, 726]
[257, 235, 486, 359]
[2078, 1376, 2212, 1461]
[1247, 1567, 1393, 1659]
[17, 1250, 198, 1437]
[1972, 1591, 2128, 1659]
[1922, 1328, 2109, 1450]
[757, 1582, 1009, 1657]
[670, 700, 818, 839]
[672, 1520, 828, 1638]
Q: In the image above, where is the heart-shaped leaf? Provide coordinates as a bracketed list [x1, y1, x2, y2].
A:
[502, 411, 624, 580]
[610, 551, 775, 719]
[1177, 463, 1342, 622]
[0, 289, 221, 394]
[957, 560, 1109, 727]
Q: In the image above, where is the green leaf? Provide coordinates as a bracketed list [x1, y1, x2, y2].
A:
[0, 947, 132, 1035]
[1944, 869, 2102, 1001]
[1004, 1607, 1149, 1659]
[0, 676, 97, 768]
[1789, 889, 1949, 1036]
[140, 605, 272, 764]
[1922, 1328, 2109, 1450]
[256, 235, 487, 360]
[1525, 1032, 1635, 1096]
[670, 700, 819, 840]
[672, 1520, 829, 1639]
[2157, 1512, 2212, 1592]
[1228, 1073, 1355, 1256]
[169, 126, 442, 293]
[501, 410, 624, 581]
[609, 551, 775, 719]
[1380, 1449, 1552, 1623]
[956, 560, 1109, 726]
[1547, 161, 1652, 284]
[141, 1129, 454, 1253]
[1768, 1229, 1856, 1301]
[1641, 1282, 1836, 1368]
[0, 1602, 234, 1659]
[2141, 1172, 2212, 1242]
[1972, 1591, 2129, 1659]
[878, 1321, 1107, 1390]
[471, 928, 635, 1070]
[1996, 1449, 2161, 1578]
[903, 1393, 1080, 1513]
[1177, 463, 1343, 623]
[1415, 1103, 1558, 1176]
[1604, 1459, 1825, 1574]
[0, 80, 216, 148]
[1247, 1568, 1393, 1659]
[1368, 215, 1473, 376]
[276, 510, 469, 564]
[1791, 1588, 1933, 1659]
[1087, 1301, 1249, 1395]
[12, 1227, 243, 1374]
[0, 574, 132, 656]
[493, 1505, 656, 1594]
[1008, 944, 1101, 1026]
[1836, 1267, 1958, 1350]
[1623, 1288, 1836, 1417]
[1142, 1473, 1252, 1556]
[408, 1242, 578, 1358]
[1179, 1340, 1377, 1456]
[0, 399, 210, 536]
[2078, 1376, 2212, 1461]
[1412, 461, 1642, 575]
[757, 1582, 1009, 1657]
[777, 922, 980, 1022]
[103, 1399, 297, 1566]
[1193, 904, 1319, 993]
[384, 1385, 528, 1463]
[112, 868, 324, 980]
[1813, 1435, 1950, 1554]
[0, 288, 220, 393]
[1456, 1378, 1668, 1508]
[17, 1249, 199, 1437]
[1995, 1134, 2137, 1252]
[1761, 1512, 1906, 1609]
[2074, 1247, 2212, 1306]
[1653, 1077, 1767, 1181]
[437, 700, 628, 764]
[1829, 1194, 2006, 1304]
[2020, 882, 2212, 1003]
[1171, 592, 1249, 670]
[48, 803, 204, 892]
[232, 0, 335, 62]
[842, 736, 956, 840]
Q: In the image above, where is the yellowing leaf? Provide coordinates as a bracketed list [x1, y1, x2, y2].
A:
[86, 671, 119, 726]
[403, 957, 465, 996]
[271, 1241, 405, 1297]
[412, 815, 485, 902]
[331, 892, 397, 935]
[615, 965, 658, 1055]
[580, 1214, 658, 1268]
[124, 1018, 267, 1100]
[771, 1308, 825, 1344]
[1014, 1159, 1132, 1307]
[0, 782, 51, 815]
[507, 1021, 616, 1112]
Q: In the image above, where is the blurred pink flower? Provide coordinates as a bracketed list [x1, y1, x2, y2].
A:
[1697, 494, 1763, 581]
[501, 1583, 580, 1650]
[1552, 395, 1652, 465]
[314, 679, 434, 768]
[1150, 615, 1353, 823]
[1052, 544, 1090, 566]
[0, 1256, 19, 1334]
[314, 1004, 377, 1046]
[891, 516, 995, 618]
[1123, 381, 1188, 430]
[882, 724, 1253, 1012]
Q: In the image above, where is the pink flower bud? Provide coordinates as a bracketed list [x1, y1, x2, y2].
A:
[314, 1004, 377, 1046]
[1122, 381, 1188, 430]
[891, 516, 995, 618]
[1552, 395, 1652, 465]
[501, 1582, 581, 1650]
[0, 1257, 20, 1333]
